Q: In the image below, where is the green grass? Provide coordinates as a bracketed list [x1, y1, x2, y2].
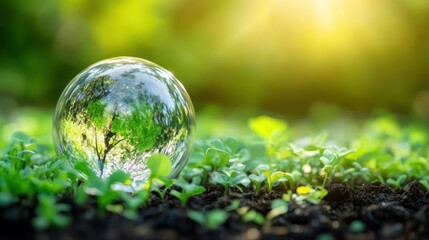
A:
[1, 107, 429, 230]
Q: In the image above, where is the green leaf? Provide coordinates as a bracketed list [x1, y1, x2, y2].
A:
[255, 164, 269, 175]
[242, 210, 265, 225]
[32, 194, 71, 230]
[206, 209, 228, 229]
[73, 161, 95, 178]
[225, 199, 241, 211]
[147, 153, 172, 178]
[249, 116, 287, 140]
[271, 171, 288, 183]
[11, 131, 34, 146]
[210, 172, 229, 185]
[205, 148, 231, 168]
[189, 185, 206, 195]
[323, 165, 334, 174]
[320, 149, 337, 166]
[223, 136, 240, 153]
[229, 172, 251, 188]
[187, 209, 228, 229]
[187, 210, 205, 225]
[249, 174, 266, 183]
[266, 199, 288, 221]
[107, 170, 131, 185]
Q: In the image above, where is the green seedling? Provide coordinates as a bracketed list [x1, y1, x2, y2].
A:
[119, 189, 149, 219]
[171, 179, 206, 206]
[187, 209, 228, 229]
[210, 169, 250, 192]
[181, 167, 208, 185]
[339, 162, 370, 185]
[265, 199, 288, 222]
[74, 162, 131, 214]
[386, 174, 407, 188]
[2, 110, 429, 232]
[32, 194, 71, 230]
[420, 177, 429, 191]
[136, 153, 174, 205]
[151, 177, 176, 200]
[248, 173, 266, 195]
[262, 170, 294, 193]
[204, 147, 231, 171]
[225, 199, 241, 212]
[223, 136, 240, 153]
[242, 209, 266, 225]
[319, 148, 354, 189]
[146, 153, 173, 190]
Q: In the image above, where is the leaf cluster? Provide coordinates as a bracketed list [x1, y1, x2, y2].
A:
[1, 112, 429, 231]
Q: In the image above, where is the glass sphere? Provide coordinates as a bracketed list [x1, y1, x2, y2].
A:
[53, 57, 195, 182]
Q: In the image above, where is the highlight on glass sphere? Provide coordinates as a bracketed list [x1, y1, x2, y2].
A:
[53, 56, 195, 183]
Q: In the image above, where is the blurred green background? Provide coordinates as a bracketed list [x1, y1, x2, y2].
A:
[1, 0, 429, 117]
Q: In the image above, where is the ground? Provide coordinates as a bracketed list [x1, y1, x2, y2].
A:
[1, 181, 428, 240]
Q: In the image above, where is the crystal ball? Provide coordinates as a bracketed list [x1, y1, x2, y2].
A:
[53, 57, 195, 182]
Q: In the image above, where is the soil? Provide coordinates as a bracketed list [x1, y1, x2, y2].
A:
[1, 180, 429, 240]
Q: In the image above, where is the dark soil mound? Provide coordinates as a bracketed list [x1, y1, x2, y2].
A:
[1, 181, 429, 240]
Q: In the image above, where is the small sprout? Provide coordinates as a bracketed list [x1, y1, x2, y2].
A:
[266, 199, 288, 222]
[187, 209, 228, 229]
[137, 153, 174, 206]
[146, 153, 172, 189]
[282, 190, 293, 202]
[152, 177, 176, 200]
[341, 162, 370, 185]
[106, 204, 123, 214]
[75, 169, 131, 214]
[238, 206, 250, 216]
[171, 179, 206, 206]
[249, 174, 266, 195]
[386, 174, 407, 188]
[204, 148, 231, 170]
[242, 210, 265, 225]
[225, 199, 241, 212]
[32, 194, 70, 230]
[223, 136, 240, 153]
[320, 149, 339, 188]
[420, 178, 429, 191]
[119, 190, 148, 219]
[210, 172, 229, 190]
[262, 170, 294, 193]
[210, 169, 250, 192]
[147, 153, 172, 178]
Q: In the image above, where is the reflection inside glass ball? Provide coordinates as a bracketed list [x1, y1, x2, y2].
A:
[53, 57, 195, 182]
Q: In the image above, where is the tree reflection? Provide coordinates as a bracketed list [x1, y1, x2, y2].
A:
[55, 57, 195, 180]
[64, 99, 161, 177]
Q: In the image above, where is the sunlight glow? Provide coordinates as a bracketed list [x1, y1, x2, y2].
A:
[203, 0, 415, 74]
